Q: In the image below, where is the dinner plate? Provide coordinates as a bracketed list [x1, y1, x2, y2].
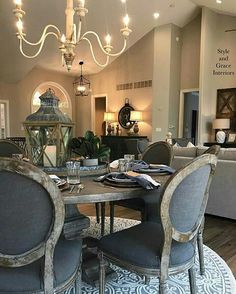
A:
[133, 168, 169, 175]
[103, 179, 140, 188]
[109, 176, 136, 183]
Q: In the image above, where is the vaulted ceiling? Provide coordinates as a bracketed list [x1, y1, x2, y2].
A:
[0, 0, 235, 83]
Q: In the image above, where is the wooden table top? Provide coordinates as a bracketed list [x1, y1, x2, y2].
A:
[62, 174, 170, 204]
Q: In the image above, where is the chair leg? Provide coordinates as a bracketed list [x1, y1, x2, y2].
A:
[95, 203, 100, 224]
[101, 202, 106, 237]
[188, 267, 197, 294]
[109, 202, 114, 233]
[99, 252, 106, 294]
[141, 208, 147, 222]
[75, 254, 82, 294]
[197, 231, 205, 275]
[197, 217, 205, 275]
[159, 281, 168, 294]
[75, 272, 81, 294]
[144, 275, 150, 285]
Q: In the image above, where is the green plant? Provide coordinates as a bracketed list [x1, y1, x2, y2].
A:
[69, 131, 110, 161]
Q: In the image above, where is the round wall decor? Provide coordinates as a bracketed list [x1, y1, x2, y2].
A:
[118, 98, 135, 129]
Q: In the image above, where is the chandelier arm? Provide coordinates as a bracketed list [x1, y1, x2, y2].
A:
[80, 31, 111, 55]
[19, 25, 61, 46]
[105, 39, 127, 57]
[82, 37, 110, 67]
[19, 31, 58, 58]
[81, 31, 127, 57]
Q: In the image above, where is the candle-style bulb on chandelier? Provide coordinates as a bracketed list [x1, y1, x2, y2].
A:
[12, 0, 132, 71]
[74, 61, 91, 96]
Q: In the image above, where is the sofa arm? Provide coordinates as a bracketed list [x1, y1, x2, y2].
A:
[207, 160, 236, 220]
[171, 156, 194, 170]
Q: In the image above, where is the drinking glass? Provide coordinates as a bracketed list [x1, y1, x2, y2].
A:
[118, 158, 128, 172]
[66, 161, 80, 185]
[124, 154, 135, 171]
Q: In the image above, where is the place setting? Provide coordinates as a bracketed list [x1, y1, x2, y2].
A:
[94, 154, 176, 190]
[49, 161, 84, 193]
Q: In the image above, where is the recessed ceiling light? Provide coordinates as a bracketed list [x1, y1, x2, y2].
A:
[121, 0, 126, 3]
[154, 12, 160, 19]
[216, 0, 222, 4]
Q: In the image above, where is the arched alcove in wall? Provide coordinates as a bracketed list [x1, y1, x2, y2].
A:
[31, 82, 72, 118]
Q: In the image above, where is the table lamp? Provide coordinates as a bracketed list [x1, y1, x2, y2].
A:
[213, 118, 230, 143]
[130, 111, 143, 134]
[104, 112, 115, 135]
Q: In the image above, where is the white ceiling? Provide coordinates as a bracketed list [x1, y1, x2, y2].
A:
[0, 0, 235, 83]
[192, 0, 236, 16]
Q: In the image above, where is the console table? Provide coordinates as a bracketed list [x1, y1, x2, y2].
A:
[204, 142, 236, 148]
[101, 135, 148, 161]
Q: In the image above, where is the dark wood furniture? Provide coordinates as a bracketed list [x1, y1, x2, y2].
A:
[101, 135, 148, 161]
[204, 142, 236, 148]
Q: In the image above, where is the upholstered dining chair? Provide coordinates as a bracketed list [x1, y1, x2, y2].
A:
[109, 141, 173, 233]
[98, 154, 217, 294]
[142, 141, 173, 164]
[0, 139, 25, 157]
[0, 157, 82, 294]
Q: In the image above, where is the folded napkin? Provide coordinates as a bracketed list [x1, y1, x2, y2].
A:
[95, 171, 160, 190]
[132, 161, 175, 174]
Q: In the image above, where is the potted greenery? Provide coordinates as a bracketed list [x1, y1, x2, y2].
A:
[69, 130, 110, 166]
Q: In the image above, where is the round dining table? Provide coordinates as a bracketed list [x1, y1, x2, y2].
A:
[62, 174, 170, 204]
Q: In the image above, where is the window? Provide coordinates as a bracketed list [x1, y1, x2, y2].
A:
[32, 82, 72, 118]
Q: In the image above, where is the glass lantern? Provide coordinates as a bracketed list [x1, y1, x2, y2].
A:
[23, 88, 74, 167]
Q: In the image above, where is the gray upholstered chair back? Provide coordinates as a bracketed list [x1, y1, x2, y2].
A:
[160, 154, 217, 243]
[0, 139, 25, 157]
[124, 139, 149, 160]
[141, 141, 173, 165]
[0, 157, 65, 267]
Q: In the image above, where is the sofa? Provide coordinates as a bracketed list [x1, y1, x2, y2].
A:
[171, 146, 236, 220]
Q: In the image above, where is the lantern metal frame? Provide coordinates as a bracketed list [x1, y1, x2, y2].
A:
[74, 61, 91, 96]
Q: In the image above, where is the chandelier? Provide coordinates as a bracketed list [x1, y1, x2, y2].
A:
[74, 61, 90, 96]
[13, 0, 132, 71]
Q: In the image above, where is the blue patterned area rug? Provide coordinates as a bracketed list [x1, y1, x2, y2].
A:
[81, 217, 236, 294]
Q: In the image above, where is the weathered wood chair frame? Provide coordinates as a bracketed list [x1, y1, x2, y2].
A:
[0, 157, 81, 294]
[98, 154, 217, 294]
[197, 144, 221, 275]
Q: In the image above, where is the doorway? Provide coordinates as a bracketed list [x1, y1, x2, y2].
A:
[179, 90, 199, 145]
[0, 100, 10, 138]
[91, 95, 107, 137]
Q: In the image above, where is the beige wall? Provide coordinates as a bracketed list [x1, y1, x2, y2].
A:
[181, 14, 201, 90]
[199, 8, 236, 143]
[77, 30, 154, 139]
[0, 68, 75, 136]
[152, 24, 182, 141]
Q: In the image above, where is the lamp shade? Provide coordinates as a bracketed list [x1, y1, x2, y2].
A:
[104, 112, 115, 122]
[213, 118, 230, 130]
[130, 111, 143, 122]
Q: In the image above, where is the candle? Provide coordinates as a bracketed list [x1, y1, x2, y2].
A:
[16, 19, 23, 34]
[14, 0, 22, 9]
[123, 14, 130, 27]
[105, 34, 111, 46]
[44, 145, 57, 167]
